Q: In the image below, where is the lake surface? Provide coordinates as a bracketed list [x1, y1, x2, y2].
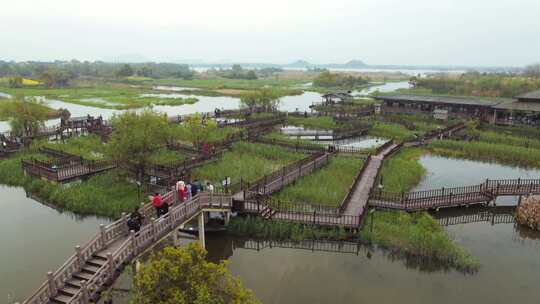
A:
[0, 81, 408, 132]
[200, 155, 540, 304]
[4, 156, 539, 303]
[415, 155, 540, 205]
[0, 186, 109, 303]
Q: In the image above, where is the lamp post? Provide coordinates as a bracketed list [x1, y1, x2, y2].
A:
[369, 208, 376, 234]
[136, 181, 141, 203]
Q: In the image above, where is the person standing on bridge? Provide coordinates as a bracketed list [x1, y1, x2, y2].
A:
[152, 193, 163, 217]
[176, 180, 188, 202]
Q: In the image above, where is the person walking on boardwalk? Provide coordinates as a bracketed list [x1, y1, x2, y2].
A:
[186, 182, 193, 200]
[152, 192, 163, 217]
[127, 206, 144, 232]
[207, 181, 214, 194]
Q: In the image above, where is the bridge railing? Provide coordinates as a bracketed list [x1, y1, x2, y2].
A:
[243, 153, 330, 198]
[369, 178, 540, 211]
[24, 191, 233, 304]
[339, 154, 373, 214]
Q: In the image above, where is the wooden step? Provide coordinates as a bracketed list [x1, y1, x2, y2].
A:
[58, 285, 80, 296]
[87, 258, 106, 267]
[73, 271, 93, 281]
[50, 293, 72, 304]
[92, 254, 108, 261]
[82, 264, 100, 274]
[65, 278, 84, 288]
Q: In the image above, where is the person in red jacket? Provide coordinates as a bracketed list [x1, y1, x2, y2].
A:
[152, 193, 163, 217]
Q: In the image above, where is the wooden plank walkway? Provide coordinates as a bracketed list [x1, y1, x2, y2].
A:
[23, 192, 232, 304]
[341, 140, 402, 218]
[232, 153, 332, 202]
[369, 179, 540, 211]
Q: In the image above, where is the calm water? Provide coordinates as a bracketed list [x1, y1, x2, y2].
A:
[0, 81, 408, 132]
[7, 155, 540, 303]
[415, 155, 540, 205]
[199, 156, 540, 304]
[0, 186, 109, 302]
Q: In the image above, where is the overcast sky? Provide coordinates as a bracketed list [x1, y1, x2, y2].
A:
[1, 0, 539, 66]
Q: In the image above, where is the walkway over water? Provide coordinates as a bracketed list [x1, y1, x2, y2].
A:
[369, 178, 540, 211]
[23, 192, 232, 304]
[340, 140, 402, 217]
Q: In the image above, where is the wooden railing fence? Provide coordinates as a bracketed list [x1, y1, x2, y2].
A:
[23, 191, 232, 304]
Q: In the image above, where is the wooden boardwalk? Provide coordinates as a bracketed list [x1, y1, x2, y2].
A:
[433, 206, 516, 226]
[369, 179, 540, 211]
[232, 153, 332, 202]
[22, 148, 115, 183]
[23, 192, 232, 304]
[341, 140, 402, 218]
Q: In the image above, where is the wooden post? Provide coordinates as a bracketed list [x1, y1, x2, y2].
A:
[107, 252, 115, 279]
[198, 212, 206, 248]
[150, 218, 156, 241]
[100, 224, 107, 248]
[128, 230, 137, 257]
[75, 245, 84, 270]
[80, 280, 89, 303]
[47, 271, 56, 297]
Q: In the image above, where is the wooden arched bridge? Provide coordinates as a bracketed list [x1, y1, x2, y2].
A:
[23, 192, 232, 304]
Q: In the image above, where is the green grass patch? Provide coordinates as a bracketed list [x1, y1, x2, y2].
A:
[427, 140, 540, 168]
[152, 77, 308, 91]
[287, 116, 338, 130]
[477, 130, 540, 150]
[149, 148, 188, 166]
[171, 124, 241, 144]
[379, 148, 426, 193]
[368, 122, 417, 141]
[273, 156, 363, 206]
[227, 216, 349, 241]
[0, 153, 138, 218]
[360, 210, 480, 272]
[0, 86, 198, 110]
[192, 141, 305, 186]
[38, 135, 106, 160]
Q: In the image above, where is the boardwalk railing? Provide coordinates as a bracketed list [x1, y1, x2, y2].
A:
[240, 153, 331, 199]
[253, 137, 370, 155]
[369, 178, 540, 211]
[242, 200, 361, 228]
[23, 191, 232, 304]
[147, 151, 223, 181]
[339, 154, 373, 214]
[22, 157, 115, 183]
[219, 115, 286, 129]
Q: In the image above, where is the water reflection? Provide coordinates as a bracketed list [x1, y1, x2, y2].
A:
[0, 186, 110, 302]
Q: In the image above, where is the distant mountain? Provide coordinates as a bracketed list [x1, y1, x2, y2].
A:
[284, 60, 311, 68]
[343, 59, 367, 68]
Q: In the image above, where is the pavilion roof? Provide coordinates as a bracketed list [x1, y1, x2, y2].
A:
[516, 89, 540, 101]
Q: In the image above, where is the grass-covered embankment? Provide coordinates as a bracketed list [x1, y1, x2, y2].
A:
[379, 148, 426, 193]
[360, 211, 480, 272]
[368, 122, 417, 141]
[0, 153, 138, 218]
[427, 139, 540, 168]
[286, 116, 338, 130]
[192, 142, 306, 187]
[228, 216, 349, 241]
[272, 156, 363, 206]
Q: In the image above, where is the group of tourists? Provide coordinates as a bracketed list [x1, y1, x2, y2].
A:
[127, 179, 215, 232]
[175, 179, 214, 202]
